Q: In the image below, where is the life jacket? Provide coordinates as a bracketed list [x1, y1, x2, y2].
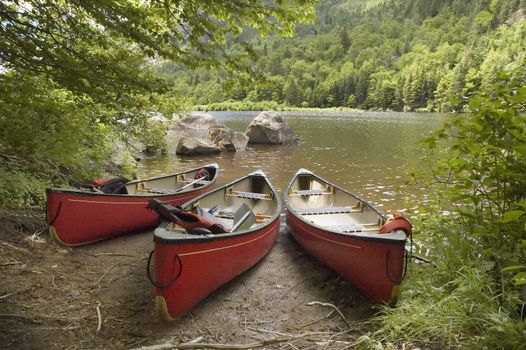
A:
[147, 198, 227, 235]
[91, 177, 129, 194]
[379, 214, 412, 235]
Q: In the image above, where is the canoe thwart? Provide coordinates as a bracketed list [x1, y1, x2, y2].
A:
[290, 189, 333, 196]
[143, 188, 178, 194]
[225, 189, 272, 200]
[176, 176, 209, 192]
[295, 205, 362, 215]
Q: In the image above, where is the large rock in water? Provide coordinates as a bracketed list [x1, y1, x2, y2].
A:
[208, 127, 249, 152]
[170, 112, 225, 138]
[245, 111, 299, 144]
[176, 136, 221, 156]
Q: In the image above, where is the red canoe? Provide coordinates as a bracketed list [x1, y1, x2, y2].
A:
[147, 170, 281, 320]
[46, 164, 219, 246]
[285, 169, 410, 305]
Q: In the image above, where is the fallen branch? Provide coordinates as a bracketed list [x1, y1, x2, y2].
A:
[128, 333, 313, 350]
[92, 252, 136, 257]
[306, 301, 353, 329]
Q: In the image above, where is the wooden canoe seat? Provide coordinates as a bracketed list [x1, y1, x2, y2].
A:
[226, 190, 272, 200]
[296, 206, 362, 215]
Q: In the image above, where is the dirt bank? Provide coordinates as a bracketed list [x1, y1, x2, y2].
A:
[1, 209, 378, 349]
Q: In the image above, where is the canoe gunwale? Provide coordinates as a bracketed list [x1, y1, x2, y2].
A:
[45, 163, 219, 198]
[154, 216, 281, 244]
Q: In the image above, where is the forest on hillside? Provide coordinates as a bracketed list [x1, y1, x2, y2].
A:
[159, 0, 526, 112]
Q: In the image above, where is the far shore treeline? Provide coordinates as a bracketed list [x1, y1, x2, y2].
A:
[0, 1, 525, 349]
[161, 0, 526, 113]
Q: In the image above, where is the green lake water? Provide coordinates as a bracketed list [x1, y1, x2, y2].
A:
[137, 111, 446, 214]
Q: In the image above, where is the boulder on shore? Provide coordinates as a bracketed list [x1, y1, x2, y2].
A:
[170, 112, 225, 138]
[208, 127, 249, 152]
[245, 111, 299, 144]
[176, 136, 221, 156]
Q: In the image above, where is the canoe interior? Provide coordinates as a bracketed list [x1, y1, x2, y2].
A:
[287, 173, 385, 234]
[163, 174, 278, 233]
[124, 165, 217, 196]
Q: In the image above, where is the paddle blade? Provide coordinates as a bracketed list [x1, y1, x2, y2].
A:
[232, 203, 256, 232]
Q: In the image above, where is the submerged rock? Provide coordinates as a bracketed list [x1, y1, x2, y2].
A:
[245, 111, 299, 144]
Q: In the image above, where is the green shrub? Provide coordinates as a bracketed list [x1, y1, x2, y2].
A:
[366, 71, 526, 349]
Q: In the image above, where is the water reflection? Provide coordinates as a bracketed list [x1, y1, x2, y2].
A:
[137, 111, 446, 214]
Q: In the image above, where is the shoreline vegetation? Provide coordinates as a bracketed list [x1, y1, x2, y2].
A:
[193, 101, 363, 112]
[193, 101, 432, 113]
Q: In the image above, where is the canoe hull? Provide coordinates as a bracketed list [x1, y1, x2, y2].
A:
[46, 164, 218, 246]
[153, 218, 280, 320]
[284, 168, 407, 305]
[286, 212, 405, 304]
[150, 170, 282, 320]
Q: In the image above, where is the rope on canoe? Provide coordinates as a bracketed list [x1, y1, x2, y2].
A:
[47, 201, 62, 226]
[385, 233, 412, 284]
[146, 250, 183, 289]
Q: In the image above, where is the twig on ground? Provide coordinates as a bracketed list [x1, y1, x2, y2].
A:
[247, 327, 292, 337]
[320, 276, 341, 289]
[411, 254, 438, 267]
[306, 301, 353, 329]
[96, 302, 102, 333]
[0, 241, 31, 254]
[51, 275, 58, 288]
[299, 310, 335, 328]
[93, 264, 115, 287]
[280, 277, 309, 299]
[188, 336, 204, 343]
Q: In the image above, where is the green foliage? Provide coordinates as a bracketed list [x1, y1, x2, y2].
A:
[366, 71, 526, 348]
[0, 0, 315, 208]
[428, 72, 526, 226]
[0, 73, 113, 207]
